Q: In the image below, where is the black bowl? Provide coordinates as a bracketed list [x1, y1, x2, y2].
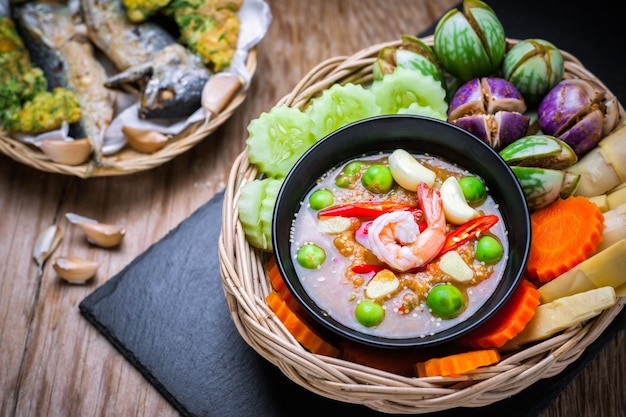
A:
[272, 115, 531, 348]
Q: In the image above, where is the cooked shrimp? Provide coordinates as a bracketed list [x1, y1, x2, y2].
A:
[367, 183, 446, 271]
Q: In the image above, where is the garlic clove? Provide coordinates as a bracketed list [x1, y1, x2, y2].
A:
[37, 138, 92, 165]
[65, 212, 126, 248]
[121, 126, 169, 153]
[33, 224, 63, 268]
[52, 256, 99, 283]
[201, 73, 243, 118]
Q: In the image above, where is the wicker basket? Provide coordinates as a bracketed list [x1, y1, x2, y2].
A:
[0, 50, 256, 178]
[219, 37, 625, 413]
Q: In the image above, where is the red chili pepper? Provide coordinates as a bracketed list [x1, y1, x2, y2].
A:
[440, 214, 499, 255]
[318, 201, 417, 218]
[351, 264, 384, 274]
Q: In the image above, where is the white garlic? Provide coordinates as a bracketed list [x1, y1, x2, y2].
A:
[65, 212, 126, 248]
[37, 138, 92, 165]
[388, 149, 436, 190]
[33, 225, 63, 269]
[52, 256, 99, 283]
[440, 176, 479, 225]
[121, 126, 169, 153]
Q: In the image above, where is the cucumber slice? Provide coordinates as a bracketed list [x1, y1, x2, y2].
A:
[306, 83, 381, 140]
[237, 178, 284, 251]
[246, 105, 316, 178]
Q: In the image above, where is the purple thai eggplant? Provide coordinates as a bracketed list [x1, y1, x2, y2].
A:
[448, 77, 529, 150]
[538, 78, 620, 157]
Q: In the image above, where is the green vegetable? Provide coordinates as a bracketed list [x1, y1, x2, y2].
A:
[237, 178, 284, 251]
[370, 67, 448, 118]
[475, 235, 504, 263]
[335, 161, 363, 188]
[426, 284, 465, 319]
[458, 176, 486, 204]
[355, 300, 385, 327]
[499, 135, 578, 169]
[309, 189, 334, 210]
[502, 39, 564, 105]
[433, 0, 506, 82]
[362, 164, 393, 194]
[306, 83, 381, 140]
[296, 243, 326, 269]
[246, 104, 317, 178]
[510, 166, 580, 209]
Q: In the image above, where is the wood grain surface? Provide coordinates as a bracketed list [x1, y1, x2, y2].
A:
[0, 1, 624, 416]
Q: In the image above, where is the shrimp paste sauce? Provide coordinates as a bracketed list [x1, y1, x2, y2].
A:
[290, 151, 509, 339]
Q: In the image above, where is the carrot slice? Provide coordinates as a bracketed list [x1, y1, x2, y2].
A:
[526, 196, 604, 282]
[459, 280, 541, 349]
[266, 290, 340, 357]
[416, 349, 500, 377]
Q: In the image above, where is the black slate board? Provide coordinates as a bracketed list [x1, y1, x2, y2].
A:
[80, 1, 625, 416]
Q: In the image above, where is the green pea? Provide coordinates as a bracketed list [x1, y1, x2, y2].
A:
[362, 164, 393, 194]
[296, 243, 326, 269]
[355, 300, 385, 327]
[309, 189, 334, 210]
[426, 284, 465, 319]
[458, 176, 486, 203]
[475, 235, 504, 264]
[335, 161, 362, 188]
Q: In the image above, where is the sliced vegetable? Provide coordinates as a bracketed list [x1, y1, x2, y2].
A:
[525, 196, 604, 282]
[246, 104, 316, 178]
[318, 201, 416, 219]
[238, 178, 283, 251]
[370, 67, 448, 117]
[339, 339, 430, 377]
[596, 204, 626, 252]
[538, 239, 626, 303]
[440, 176, 480, 225]
[502, 286, 617, 351]
[439, 251, 474, 282]
[510, 166, 580, 209]
[499, 134, 577, 169]
[266, 290, 340, 357]
[365, 269, 400, 299]
[351, 263, 385, 274]
[306, 82, 381, 140]
[459, 280, 540, 349]
[440, 215, 499, 255]
[416, 349, 500, 377]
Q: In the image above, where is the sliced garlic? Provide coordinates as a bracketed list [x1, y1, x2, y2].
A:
[36, 138, 92, 165]
[65, 212, 126, 248]
[439, 251, 474, 282]
[121, 126, 169, 153]
[365, 269, 400, 299]
[33, 224, 63, 268]
[440, 176, 479, 225]
[388, 149, 436, 190]
[52, 256, 99, 283]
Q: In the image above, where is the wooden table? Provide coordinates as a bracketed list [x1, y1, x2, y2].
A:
[1, 1, 624, 416]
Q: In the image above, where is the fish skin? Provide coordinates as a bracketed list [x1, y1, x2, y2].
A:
[81, 0, 211, 119]
[14, 1, 115, 165]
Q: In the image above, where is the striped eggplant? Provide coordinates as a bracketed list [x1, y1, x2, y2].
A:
[510, 166, 580, 209]
[499, 134, 577, 169]
[503, 39, 564, 105]
[433, 0, 506, 82]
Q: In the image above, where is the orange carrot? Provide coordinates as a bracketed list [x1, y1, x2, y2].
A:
[339, 340, 432, 377]
[416, 349, 500, 377]
[459, 280, 541, 349]
[266, 290, 340, 357]
[266, 256, 305, 313]
[526, 196, 604, 282]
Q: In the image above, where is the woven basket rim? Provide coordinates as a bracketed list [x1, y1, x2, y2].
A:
[218, 37, 625, 414]
[0, 50, 257, 178]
